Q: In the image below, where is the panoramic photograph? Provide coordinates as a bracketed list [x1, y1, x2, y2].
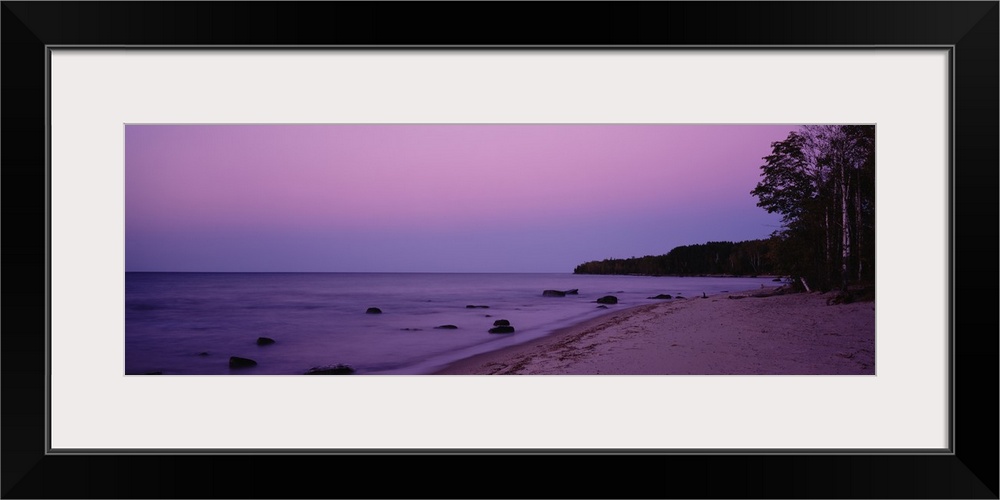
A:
[125, 124, 875, 375]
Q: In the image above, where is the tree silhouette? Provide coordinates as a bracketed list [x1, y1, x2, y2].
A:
[751, 125, 875, 291]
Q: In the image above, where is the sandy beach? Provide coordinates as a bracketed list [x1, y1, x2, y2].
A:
[434, 287, 875, 375]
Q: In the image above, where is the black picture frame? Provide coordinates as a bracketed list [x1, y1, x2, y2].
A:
[2, 2, 997, 498]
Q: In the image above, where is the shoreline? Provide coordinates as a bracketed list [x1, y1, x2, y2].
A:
[433, 287, 875, 375]
[572, 273, 788, 279]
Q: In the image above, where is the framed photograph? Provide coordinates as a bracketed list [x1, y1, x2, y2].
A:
[3, 2, 996, 498]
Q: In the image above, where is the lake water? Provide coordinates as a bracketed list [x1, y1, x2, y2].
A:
[125, 273, 778, 375]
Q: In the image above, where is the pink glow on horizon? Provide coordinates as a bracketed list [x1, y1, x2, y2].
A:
[126, 124, 799, 272]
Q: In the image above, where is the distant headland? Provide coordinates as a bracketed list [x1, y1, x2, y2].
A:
[573, 238, 780, 278]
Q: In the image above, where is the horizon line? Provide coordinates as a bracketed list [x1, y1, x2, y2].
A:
[123, 270, 577, 274]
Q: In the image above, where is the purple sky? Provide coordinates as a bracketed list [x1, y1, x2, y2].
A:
[125, 124, 799, 272]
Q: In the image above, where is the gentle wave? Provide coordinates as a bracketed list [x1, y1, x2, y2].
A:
[125, 272, 780, 375]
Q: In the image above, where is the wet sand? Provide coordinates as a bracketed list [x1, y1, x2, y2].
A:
[434, 288, 876, 375]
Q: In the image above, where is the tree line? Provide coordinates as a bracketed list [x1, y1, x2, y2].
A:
[574, 125, 875, 293]
[750, 125, 875, 292]
[573, 238, 781, 277]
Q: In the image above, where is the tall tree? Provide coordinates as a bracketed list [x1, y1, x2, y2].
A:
[751, 126, 875, 291]
[751, 131, 826, 289]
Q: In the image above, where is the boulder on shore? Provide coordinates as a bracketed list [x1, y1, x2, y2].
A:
[229, 356, 257, 368]
[305, 364, 356, 375]
[492, 319, 510, 326]
[596, 295, 618, 304]
[256, 337, 276, 346]
[366, 307, 382, 314]
[488, 326, 515, 334]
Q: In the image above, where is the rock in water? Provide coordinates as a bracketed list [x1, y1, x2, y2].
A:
[596, 295, 618, 304]
[366, 307, 382, 314]
[434, 325, 459, 330]
[492, 319, 510, 326]
[564, 289, 579, 295]
[465, 305, 490, 309]
[229, 356, 257, 368]
[542, 290, 566, 297]
[488, 326, 515, 334]
[256, 337, 276, 345]
[596, 305, 609, 309]
[647, 294, 672, 299]
[305, 364, 356, 375]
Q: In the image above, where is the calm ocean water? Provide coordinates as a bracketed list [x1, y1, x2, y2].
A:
[125, 273, 778, 375]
